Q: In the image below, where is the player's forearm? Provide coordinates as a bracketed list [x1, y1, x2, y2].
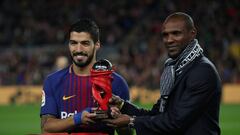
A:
[41, 116, 75, 133]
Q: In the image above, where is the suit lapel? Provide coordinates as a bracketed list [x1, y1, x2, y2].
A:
[171, 56, 202, 90]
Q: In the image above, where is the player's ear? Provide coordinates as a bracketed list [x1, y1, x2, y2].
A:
[95, 41, 101, 51]
[68, 42, 71, 50]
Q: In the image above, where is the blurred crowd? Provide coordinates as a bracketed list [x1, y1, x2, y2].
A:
[0, 0, 239, 89]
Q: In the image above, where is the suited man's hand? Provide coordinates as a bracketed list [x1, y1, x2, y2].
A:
[109, 94, 124, 109]
[110, 106, 121, 118]
[103, 114, 130, 128]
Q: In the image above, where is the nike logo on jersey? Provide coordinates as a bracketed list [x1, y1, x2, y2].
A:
[63, 95, 76, 100]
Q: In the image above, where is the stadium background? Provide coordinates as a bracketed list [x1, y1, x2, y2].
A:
[0, 0, 239, 134]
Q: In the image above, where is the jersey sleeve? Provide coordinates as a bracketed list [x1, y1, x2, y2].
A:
[112, 72, 130, 101]
[40, 77, 58, 117]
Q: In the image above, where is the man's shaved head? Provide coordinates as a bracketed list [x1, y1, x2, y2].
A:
[164, 12, 195, 31]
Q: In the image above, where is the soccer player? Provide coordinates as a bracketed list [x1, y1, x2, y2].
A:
[40, 19, 131, 135]
[105, 12, 222, 135]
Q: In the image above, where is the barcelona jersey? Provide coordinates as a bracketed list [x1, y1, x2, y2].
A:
[40, 65, 130, 134]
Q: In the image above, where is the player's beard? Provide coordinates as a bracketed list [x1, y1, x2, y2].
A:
[71, 48, 95, 68]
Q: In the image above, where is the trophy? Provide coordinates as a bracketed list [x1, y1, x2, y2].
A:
[90, 59, 114, 119]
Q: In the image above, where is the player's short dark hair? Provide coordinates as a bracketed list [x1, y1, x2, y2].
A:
[68, 19, 100, 43]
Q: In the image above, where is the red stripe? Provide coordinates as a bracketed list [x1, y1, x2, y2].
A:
[86, 77, 89, 107]
[85, 77, 89, 107]
[78, 77, 81, 111]
[68, 71, 72, 113]
[73, 75, 77, 112]
[88, 77, 93, 107]
[71, 73, 75, 112]
[82, 77, 87, 109]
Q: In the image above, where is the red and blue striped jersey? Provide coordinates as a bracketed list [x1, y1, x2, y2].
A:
[40, 65, 129, 134]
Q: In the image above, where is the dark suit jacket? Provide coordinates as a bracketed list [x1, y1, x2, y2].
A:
[122, 56, 222, 135]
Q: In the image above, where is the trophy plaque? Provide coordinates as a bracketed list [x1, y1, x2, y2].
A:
[90, 59, 113, 119]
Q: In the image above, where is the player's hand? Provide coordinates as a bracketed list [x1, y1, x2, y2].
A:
[81, 110, 97, 125]
[103, 114, 130, 128]
[109, 94, 124, 109]
[73, 108, 96, 125]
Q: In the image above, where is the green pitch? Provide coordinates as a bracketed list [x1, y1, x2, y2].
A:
[0, 103, 239, 135]
[0, 104, 41, 135]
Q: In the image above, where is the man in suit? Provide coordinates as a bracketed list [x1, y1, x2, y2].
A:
[104, 12, 222, 135]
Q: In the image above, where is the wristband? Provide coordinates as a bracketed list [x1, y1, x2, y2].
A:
[73, 112, 82, 125]
[85, 107, 91, 113]
[73, 108, 91, 125]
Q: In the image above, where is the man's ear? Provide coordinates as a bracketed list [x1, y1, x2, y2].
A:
[191, 28, 197, 39]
